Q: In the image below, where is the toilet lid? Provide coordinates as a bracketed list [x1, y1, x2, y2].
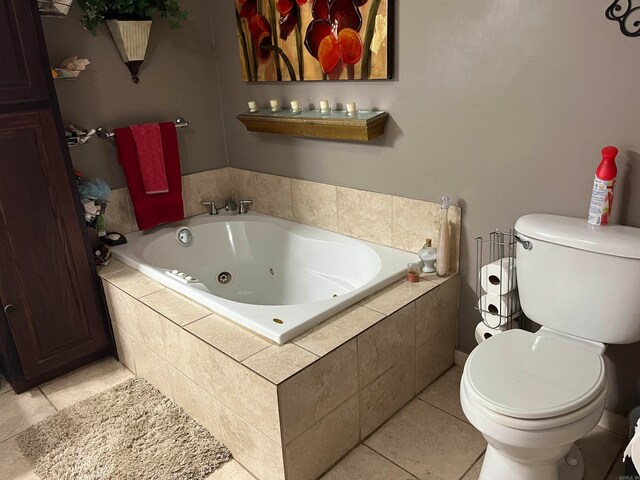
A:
[466, 329, 606, 419]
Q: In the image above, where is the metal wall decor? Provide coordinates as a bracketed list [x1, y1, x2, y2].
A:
[606, 0, 640, 37]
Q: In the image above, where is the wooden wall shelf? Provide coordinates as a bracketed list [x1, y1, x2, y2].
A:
[237, 109, 389, 142]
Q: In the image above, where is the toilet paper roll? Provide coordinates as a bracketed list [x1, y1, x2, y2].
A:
[475, 320, 519, 345]
[480, 257, 517, 295]
[478, 292, 520, 328]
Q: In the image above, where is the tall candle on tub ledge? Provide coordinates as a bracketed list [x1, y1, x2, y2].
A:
[290, 100, 300, 111]
[248, 100, 258, 112]
[319, 99, 330, 113]
[346, 102, 357, 116]
[270, 99, 280, 111]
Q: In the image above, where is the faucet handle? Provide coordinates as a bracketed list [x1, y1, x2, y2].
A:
[201, 200, 219, 215]
[239, 199, 253, 214]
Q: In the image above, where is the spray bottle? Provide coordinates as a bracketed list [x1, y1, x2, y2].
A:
[588, 146, 619, 226]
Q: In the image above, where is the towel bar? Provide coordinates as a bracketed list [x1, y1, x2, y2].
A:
[96, 117, 189, 139]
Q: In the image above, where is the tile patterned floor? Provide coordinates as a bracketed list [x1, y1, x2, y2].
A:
[0, 360, 630, 480]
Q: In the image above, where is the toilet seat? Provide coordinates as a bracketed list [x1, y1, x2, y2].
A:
[465, 329, 606, 421]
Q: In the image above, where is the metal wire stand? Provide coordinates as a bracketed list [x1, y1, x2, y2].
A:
[475, 229, 523, 331]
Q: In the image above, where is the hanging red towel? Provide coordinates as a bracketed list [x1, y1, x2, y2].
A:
[130, 123, 169, 194]
[114, 122, 184, 231]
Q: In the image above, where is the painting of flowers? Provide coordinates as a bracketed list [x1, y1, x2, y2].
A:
[235, 0, 391, 81]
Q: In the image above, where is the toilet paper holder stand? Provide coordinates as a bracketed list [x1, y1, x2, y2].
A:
[475, 229, 527, 332]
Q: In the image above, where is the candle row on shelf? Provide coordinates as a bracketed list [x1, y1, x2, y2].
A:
[247, 99, 359, 117]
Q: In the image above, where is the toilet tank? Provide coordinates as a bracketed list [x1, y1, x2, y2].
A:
[515, 214, 640, 344]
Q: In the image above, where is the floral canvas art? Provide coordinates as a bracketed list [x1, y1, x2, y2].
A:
[235, 0, 391, 81]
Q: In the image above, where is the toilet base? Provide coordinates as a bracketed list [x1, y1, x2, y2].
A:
[479, 444, 584, 480]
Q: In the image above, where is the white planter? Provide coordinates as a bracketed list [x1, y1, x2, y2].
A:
[106, 19, 152, 83]
[38, 0, 73, 16]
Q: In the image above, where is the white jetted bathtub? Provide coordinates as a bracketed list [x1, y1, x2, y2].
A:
[111, 212, 418, 343]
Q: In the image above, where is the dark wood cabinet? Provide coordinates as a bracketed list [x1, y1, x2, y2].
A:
[0, 0, 49, 110]
[0, 0, 112, 392]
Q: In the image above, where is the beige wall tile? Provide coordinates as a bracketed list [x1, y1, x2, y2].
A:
[294, 305, 385, 357]
[139, 288, 211, 326]
[113, 324, 136, 373]
[0, 389, 55, 442]
[218, 404, 285, 480]
[183, 168, 231, 217]
[415, 319, 457, 393]
[415, 277, 460, 347]
[106, 188, 137, 234]
[284, 395, 360, 480]
[336, 187, 393, 246]
[39, 357, 134, 410]
[210, 347, 281, 444]
[102, 266, 165, 299]
[279, 340, 358, 444]
[291, 179, 337, 231]
[252, 172, 293, 220]
[97, 259, 129, 277]
[322, 444, 418, 480]
[365, 400, 485, 480]
[103, 282, 167, 357]
[186, 314, 271, 362]
[392, 196, 461, 271]
[242, 343, 318, 384]
[360, 278, 438, 316]
[358, 303, 416, 388]
[229, 168, 254, 201]
[163, 320, 218, 396]
[359, 360, 416, 439]
[130, 339, 175, 400]
[170, 367, 222, 438]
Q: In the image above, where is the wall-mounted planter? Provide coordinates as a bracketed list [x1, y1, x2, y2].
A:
[106, 19, 152, 84]
[237, 109, 389, 142]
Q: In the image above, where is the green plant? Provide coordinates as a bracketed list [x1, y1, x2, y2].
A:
[77, 0, 188, 35]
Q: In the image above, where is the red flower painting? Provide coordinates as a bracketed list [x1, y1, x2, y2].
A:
[234, 0, 390, 82]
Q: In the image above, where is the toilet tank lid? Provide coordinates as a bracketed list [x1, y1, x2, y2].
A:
[515, 214, 640, 260]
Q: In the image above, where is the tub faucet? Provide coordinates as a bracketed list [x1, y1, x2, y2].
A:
[239, 199, 253, 214]
[201, 200, 219, 215]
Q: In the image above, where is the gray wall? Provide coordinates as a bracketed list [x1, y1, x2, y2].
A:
[210, 1, 640, 413]
[42, 0, 227, 189]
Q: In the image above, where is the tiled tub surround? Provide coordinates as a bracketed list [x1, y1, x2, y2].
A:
[100, 260, 459, 480]
[106, 167, 462, 272]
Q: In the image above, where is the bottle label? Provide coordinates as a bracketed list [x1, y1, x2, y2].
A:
[588, 176, 615, 226]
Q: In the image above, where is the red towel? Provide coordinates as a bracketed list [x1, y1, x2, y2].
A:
[114, 122, 184, 231]
[130, 123, 169, 194]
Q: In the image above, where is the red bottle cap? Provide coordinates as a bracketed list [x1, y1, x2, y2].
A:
[596, 146, 618, 181]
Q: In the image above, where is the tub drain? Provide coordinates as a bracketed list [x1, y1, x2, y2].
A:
[217, 271, 232, 286]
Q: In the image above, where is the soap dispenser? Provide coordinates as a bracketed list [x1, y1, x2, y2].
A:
[418, 238, 437, 273]
[436, 195, 451, 277]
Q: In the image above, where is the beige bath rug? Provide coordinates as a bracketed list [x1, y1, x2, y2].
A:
[17, 377, 230, 479]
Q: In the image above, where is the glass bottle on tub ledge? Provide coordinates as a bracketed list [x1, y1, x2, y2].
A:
[418, 238, 437, 273]
[436, 195, 451, 277]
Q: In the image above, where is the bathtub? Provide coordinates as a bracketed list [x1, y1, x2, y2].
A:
[111, 212, 418, 343]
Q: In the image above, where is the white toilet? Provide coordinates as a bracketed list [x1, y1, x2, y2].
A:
[461, 214, 640, 480]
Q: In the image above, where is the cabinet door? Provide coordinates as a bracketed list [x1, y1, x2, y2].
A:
[0, 0, 49, 109]
[0, 110, 108, 378]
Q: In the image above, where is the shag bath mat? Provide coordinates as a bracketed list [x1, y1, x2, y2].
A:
[17, 377, 231, 480]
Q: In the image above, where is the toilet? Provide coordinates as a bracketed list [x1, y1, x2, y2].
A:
[461, 214, 640, 480]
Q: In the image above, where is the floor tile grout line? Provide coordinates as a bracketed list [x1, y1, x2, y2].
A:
[0, 431, 25, 446]
[362, 442, 436, 480]
[603, 446, 625, 480]
[38, 386, 59, 412]
[457, 450, 486, 480]
[413, 395, 471, 425]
